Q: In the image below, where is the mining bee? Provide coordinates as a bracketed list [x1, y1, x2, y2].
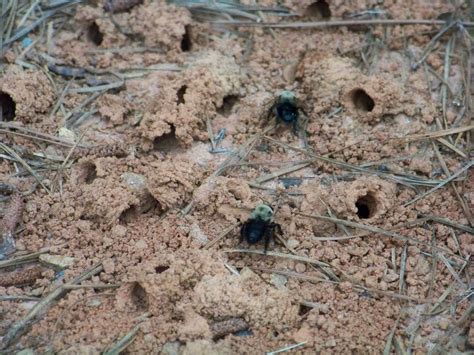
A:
[267, 91, 309, 144]
[240, 204, 282, 254]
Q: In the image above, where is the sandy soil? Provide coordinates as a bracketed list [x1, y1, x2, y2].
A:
[0, 0, 473, 354]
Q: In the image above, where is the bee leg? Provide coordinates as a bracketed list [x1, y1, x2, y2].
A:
[292, 120, 298, 135]
[263, 228, 272, 254]
[270, 223, 283, 248]
[239, 224, 246, 244]
[273, 223, 283, 236]
[267, 103, 276, 123]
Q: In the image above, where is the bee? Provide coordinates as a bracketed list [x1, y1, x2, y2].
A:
[267, 91, 309, 144]
[240, 204, 282, 254]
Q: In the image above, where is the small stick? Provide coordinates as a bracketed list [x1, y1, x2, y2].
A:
[404, 161, 473, 206]
[1, 263, 104, 349]
[203, 223, 239, 250]
[432, 141, 473, 226]
[213, 19, 474, 29]
[0, 265, 42, 287]
[266, 341, 307, 355]
[211, 318, 248, 339]
[0, 192, 24, 235]
[411, 21, 457, 70]
[0, 143, 51, 195]
[383, 317, 401, 355]
[103, 322, 143, 355]
[399, 243, 408, 295]
[251, 162, 311, 185]
[436, 137, 467, 158]
[297, 212, 465, 260]
[403, 124, 474, 141]
[422, 215, 474, 234]
[0, 295, 40, 302]
[0, 248, 50, 269]
[0, 192, 24, 256]
[225, 248, 329, 267]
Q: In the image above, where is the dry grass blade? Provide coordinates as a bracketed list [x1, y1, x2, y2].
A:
[422, 215, 474, 234]
[297, 212, 463, 260]
[360, 289, 428, 303]
[428, 282, 455, 315]
[399, 243, 408, 295]
[103, 322, 143, 355]
[264, 136, 442, 187]
[404, 161, 473, 206]
[437, 253, 466, 287]
[383, 317, 401, 355]
[63, 284, 120, 290]
[0, 295, 40, 302]
[181, 127, 270, 214]
[403, 124, 474, 141]
[2, 0, 80, 50]
[0, 142, 51, 195]
[170, 0, 290, 22]
[0, 248, 50, 269]
[394, 336, 407, 355]
[441, 35, 455, 129]
[0, 122, 87, 148]
[225, 248, 329, 267]
[412, 21, 457, 70]
[266, 341, 307, 355]
[251, 161, 311, 185]
[254, 267, 424, 302]
[1, 263, 103, 349]
[68, 80, 124, 94]
[436, 137, 467, 158]
[428, 228, 437, 298]
[432, 141, 473, 226]
[203, 222, 239, 249]
[214, 125, 274, 177]
[213, 19, 474, 29]
[252, 267, 334, 284]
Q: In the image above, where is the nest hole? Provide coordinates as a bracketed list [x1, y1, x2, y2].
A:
[153, 125, 180, 152]
[119, 193, 160, 224]
[305, 0, 331, 19]
[87, 22, 103, 45]
[155, 265, 169, 273]
[180, 25, 192, 52]
[355, 192, 378, 219]
[298, 304, 312, 316]
[119, 204, 139, 224]
[217, 95, 238, 116]
[103, 0, 143, 13]
[75, 161, 97, 184]
[350, 89, 375, 112]
[176, 85, 187, 105]
[0, 92, 16, 121]
[131, 282, 149, 311]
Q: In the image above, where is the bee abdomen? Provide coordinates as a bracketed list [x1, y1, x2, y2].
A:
[245, 219, 266, 244]
[277, 103, 298, 123]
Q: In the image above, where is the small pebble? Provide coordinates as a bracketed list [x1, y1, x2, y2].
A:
[295, 263, 306, 273]
[39, 254, 74, 269]
[271, 273, 288, 290]
[438, 319, 449, 331]
[103, 258, 115, 274]
[287, 238, 299, 249]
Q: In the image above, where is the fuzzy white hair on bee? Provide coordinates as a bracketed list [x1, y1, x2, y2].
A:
[278, 90, 296, 104]
[251, 204, 274, 222]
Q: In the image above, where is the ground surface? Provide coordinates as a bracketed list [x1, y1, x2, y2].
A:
[0, 0, 473, 354]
